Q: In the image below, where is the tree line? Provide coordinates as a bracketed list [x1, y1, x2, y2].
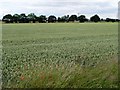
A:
[2, 13, 120, 23]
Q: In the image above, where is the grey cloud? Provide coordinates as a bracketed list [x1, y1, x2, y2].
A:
[0, 0, 118, 19]
[31, 1, 112, 8]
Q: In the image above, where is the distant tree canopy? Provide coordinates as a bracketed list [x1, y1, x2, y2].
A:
[48, 15, 57, 23]
[19, 13, 29, 23]
[58, 15, 69, 22]
[68, 15, 78, 22]
[105, 18, 118, 22]
[2, 14, 13, 23]
[78, 15, 88, 23]
[13, 14, 20, 23]
[27, 13, 37, 23]
[38, 15, 47, 23]
[90, 14, 100, 22]
[2, 13, 120, 23]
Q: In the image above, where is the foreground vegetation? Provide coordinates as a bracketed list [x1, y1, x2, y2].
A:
[2, 23, 118, 88]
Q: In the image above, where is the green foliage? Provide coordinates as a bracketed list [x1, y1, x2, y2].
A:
[27, 13, 37, 23]
[48, 15, 57, 23]
[38, 15, 47, 23]
[2, 23, 118, 88]
[90, 14, 101, 22]
[68, 15, 78, 22]
[2, 14, 13, 23]
[78, 15, 88, 23]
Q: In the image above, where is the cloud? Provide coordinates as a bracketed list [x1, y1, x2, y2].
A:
[0, 0, 119, 19]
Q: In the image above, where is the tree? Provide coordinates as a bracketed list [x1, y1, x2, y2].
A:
[2, 14, 13, 23]
[27, 13, 37, 23]
[78, 15, 88, 23]
[116, 19, 120, 22]
[38, 15, 47, 23]
[58, 17, 62, 22]
[105, 18, 116, 22]
[68, 15, 78, 22]
[90, 14, 100, 22]
[48, 15, 56, 23]
[58, 15, 69, 22]
[13, 14, 20, 23]
[19, 13, 28, 23]
[62, 15, 69, 22]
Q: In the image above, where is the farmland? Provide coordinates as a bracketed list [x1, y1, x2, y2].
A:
[2, 23, 118, 88]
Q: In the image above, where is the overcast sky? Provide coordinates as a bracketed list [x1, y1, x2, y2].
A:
[0, 0, 119, 19]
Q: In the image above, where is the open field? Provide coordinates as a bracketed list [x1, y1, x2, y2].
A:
[2, 23, 118, 88]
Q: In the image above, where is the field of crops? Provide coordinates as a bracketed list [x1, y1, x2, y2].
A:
[2, 23, 118, 88]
